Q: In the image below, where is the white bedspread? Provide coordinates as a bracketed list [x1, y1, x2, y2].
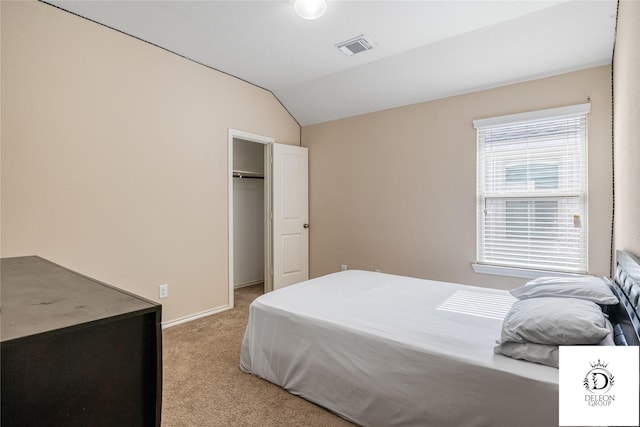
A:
[240, 270, 559, 427]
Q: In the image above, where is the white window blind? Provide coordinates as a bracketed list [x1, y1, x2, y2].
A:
[474, 104, 590, 274]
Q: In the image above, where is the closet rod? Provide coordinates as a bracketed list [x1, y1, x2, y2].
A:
[233, 173, 264, 180]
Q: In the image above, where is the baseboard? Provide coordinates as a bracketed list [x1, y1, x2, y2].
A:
[161, 304, 233, 329]
[234, 279, 264, 289]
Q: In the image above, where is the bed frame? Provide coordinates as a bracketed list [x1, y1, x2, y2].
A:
[605, 250, 640, 346]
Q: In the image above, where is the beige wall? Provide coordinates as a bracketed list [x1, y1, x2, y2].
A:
[303, 66, 613, 289]
[1, 1, 300, 323]
[613, 0, 640, 258]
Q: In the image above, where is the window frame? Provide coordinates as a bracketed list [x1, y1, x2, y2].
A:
[473, 103, 590, 277]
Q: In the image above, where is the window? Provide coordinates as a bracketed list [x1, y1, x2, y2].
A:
[474, 104, 590, 274]
[504, 164, 559, 241]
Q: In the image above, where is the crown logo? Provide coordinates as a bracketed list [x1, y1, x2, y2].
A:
[590, 359, 609, 369]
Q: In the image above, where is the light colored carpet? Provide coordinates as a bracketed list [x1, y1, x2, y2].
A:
[161, 284, 355, 426]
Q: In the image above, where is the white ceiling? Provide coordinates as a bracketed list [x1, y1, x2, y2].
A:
[48, 0, 617, 126]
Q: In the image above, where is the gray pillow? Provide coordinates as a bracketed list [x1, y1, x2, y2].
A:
[501, 297, 610, 345]
[494, 318, 614, 368]
[509, 275, 618, 305]
[598, 317, 616, 346]
[494, 341, 558, 368]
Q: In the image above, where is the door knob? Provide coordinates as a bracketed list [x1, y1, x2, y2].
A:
[303, 223, 310, 229]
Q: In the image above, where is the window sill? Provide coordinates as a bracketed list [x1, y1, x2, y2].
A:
[471, 263, 585, 279]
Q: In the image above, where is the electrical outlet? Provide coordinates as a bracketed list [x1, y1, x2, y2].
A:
[159, 284, 168, 299]
[341, 264, 347, 271]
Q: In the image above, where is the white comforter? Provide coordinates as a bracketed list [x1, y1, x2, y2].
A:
[241, 270, 559, 427]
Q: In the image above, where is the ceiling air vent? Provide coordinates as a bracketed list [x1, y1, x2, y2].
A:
[336, 35, 376, 56]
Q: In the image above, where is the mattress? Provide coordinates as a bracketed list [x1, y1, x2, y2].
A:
[240, 270, 559, 427]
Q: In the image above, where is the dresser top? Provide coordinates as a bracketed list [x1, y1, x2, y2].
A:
[1, 256, 159, 343]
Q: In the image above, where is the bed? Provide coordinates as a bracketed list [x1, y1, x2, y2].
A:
[240, 251, 640, 427]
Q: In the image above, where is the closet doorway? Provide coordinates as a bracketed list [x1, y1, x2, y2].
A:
[228, 130, 273, 308]
[228, 129, 309, 309]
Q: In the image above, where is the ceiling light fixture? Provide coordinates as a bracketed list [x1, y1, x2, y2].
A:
[294, 0, 327, 20]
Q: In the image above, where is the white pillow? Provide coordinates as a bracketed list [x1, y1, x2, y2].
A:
[495, 318, 614, 368]
[494, 341, 558, 368]
[501, 297, 610, 345]
[509, 275, 618, 305]
[598, 317, 616, 346]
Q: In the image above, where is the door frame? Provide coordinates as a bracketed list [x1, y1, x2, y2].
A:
[228, 129, 274, 308]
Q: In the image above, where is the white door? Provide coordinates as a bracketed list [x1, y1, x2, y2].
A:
[272, 143, 309, 289]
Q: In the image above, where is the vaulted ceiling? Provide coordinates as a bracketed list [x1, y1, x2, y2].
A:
[48, 0, 617, 125]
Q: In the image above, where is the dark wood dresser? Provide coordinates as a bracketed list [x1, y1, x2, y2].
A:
[1, 256, 162, 426]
